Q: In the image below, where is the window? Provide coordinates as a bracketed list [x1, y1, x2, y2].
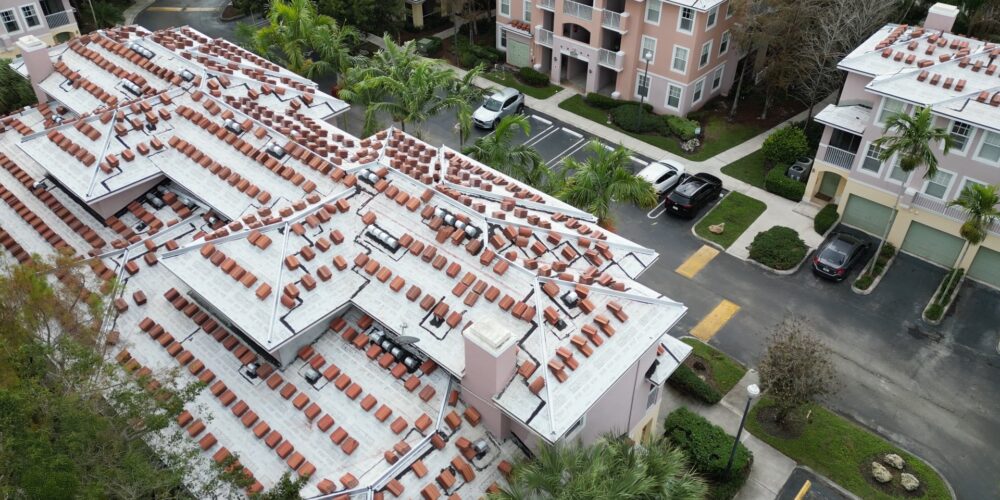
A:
[645, 0, 661, 24]
[666, 84, 682, 109]
[699, 41, 712, 68]
[861, 143, 884, 173]
[720, 30, 731, 55]
[976, 130, 1000, 164]
[706, 6, 718, 29]
[523, 0, 531, 22]
[20, 5, 39, 28]
[566, 416, 586, 438]
[692, 79, 704, 103]
[962, 178, 986, 192]
[499, 28, 507, 48]
[636, 73, 651, 98]
[639, 36, 657, 63]
[726, 0, 734, 18]
[672, 46, 689, 74]
[678, 7, 694, 33]
[948, 121, 971, 153]
[646, 384, 660, 409]
[500, 0, 510, 17]
[888, 159, 910, 183]
[923, 170, 954, 199]
[712, 65, 724, 90]
[1, 9, 18, 33]
[877, 98, 905, 125]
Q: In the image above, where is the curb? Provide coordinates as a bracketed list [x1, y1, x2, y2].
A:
[688, 212, 728, 253]
[123, 0, 157, 24]
[746, 248, 813, 276]
[796, 466, 862, 500]
[921, 274, 964, 325]
[850, 253, 896, 295]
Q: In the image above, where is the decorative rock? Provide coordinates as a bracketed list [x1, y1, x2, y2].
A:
[708, 222, 725, 235]
[900, 472, 920, 491]
[883, 453, 905, 470]
[871, 462, 893, 483]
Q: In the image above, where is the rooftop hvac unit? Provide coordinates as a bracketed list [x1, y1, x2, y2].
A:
[390, 346, 404, 360]
[367, 227, 401, 252]
[128, 43, 155, 59]
[224, 119, 243, 135]
[369, 328, 385, 345]
[356, 168, 379, 185]
[304, 368, 321, 385]
[180, 69, 195, 82]
[145, 194, 164, 209]
[472, 439, 490, 459]
[245, 362, 260, 379]
[31, 180, 48, 191]
[266, 142, 287, 159]
[122, 80, 142, 96]
[561, 290, 579, 308]
[464, 224, 481, 239]
[403, 356, 420, 372]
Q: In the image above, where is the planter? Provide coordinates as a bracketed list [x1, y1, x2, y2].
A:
[747, 248, 813, 276]
[922, 271, 965, 325]
[851, 251, 897, 295]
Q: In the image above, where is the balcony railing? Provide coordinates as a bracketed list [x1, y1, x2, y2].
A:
[822, 144, 856, 170]
[45, 11, 73, 28]
[538, 0, 555, 10]
[601, 10, 626, 32]
[911, 192, 1000, 235]
[598, 49, 623, 70]
[536, 27, 553, 47]
[562, 0, 593, 21]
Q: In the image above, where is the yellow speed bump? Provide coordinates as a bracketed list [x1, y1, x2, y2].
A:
[690, 300, 740, 341]
[675, 245, 720, 279]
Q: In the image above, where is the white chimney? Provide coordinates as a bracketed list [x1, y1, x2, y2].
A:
[924, 3, 959, 33]
[461, 318, 517, 438]
[16, 35, 52, 104]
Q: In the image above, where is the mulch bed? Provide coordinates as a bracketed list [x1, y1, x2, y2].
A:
[683, 354, 721, 392]
[754, 405, 807, 440]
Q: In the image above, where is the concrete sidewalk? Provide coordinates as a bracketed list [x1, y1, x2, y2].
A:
[661, 370, 798, 500]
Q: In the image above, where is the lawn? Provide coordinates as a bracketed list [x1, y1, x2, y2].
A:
[558, 94, 784, 161]
[694, 192, 767, 249]
[482, 71, 563, 100]
[680, 338, 746, 395]
[748, 397, 952, 500]
[720, 150, 768, 189]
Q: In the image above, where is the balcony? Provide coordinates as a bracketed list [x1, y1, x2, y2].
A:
[600, 10, 629, 33]
[821, 144, 856, 170]
[538, 0, 555, 10]
[562, 0, 594, 21]
[598, 49, 623, 70]
[911, 192, 1000, 235]
[45, 10, 73, 28]
[536, 27, 554, 47]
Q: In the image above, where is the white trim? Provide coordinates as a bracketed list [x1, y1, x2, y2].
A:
[18, 3, 39, 29]
[706, 6, 718, 30]
[875, 97, 906, 127]
[644, 0, 661, 25]
[858, 141, 885, 178]
[920, 167, 957, 200]
[884, 155, 910, 186]
[523, 0, 532, 22]
[646, 383, 660, 409]
[677, 7, 695, 34]
[944, 119, 972, 157]
[698, 40, 712, 69]
[665, 83, 682, 110]
[711, 63, 725, 91]
[725, 0, 734, 19]
[634, 67, 688, 88]
[973, 129, 1000, 166]
[959, 175, 989, 195]
[499, 0, 511, 18]
[640, 35, 657, 65]
[692, 78, 705, 104]
[719, 30, 731, 56]
[0, 8, 21, 34]
[671, 45, 689, 75]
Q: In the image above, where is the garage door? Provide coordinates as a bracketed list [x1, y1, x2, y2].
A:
[841, 194, 893, 236]
[900, 222, 963, 267]
[968, 246, 1000, 288]
[507, 40, 531, 68]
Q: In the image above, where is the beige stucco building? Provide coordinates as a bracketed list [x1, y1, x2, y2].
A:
[805, 3, 1000, 288]
[0, 0, 76, 57]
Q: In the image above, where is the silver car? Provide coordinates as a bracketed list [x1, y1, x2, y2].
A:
[473, 87, 525, 129]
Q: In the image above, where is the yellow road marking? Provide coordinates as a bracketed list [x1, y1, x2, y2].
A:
[675, 245, 720, 279]
[690, 300, 740, 341]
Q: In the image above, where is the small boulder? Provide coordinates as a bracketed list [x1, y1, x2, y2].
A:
[900, 473, 920, 491]
[708, 223, 726, 235]
[883, 453, 905, 470]
[871, 462, 893, 483]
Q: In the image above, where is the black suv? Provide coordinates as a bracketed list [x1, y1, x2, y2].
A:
[664, 173, 723, 218]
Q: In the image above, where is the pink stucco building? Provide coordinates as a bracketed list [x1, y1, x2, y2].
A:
[495, 0, 742, 115]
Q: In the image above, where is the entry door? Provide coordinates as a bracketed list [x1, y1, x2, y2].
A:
[818, 172, 840, 199]
[507, 40, 530, 67]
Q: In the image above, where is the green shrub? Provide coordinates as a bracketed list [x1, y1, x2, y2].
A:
[456, 39, 502, 68]
[814, 204, 838, 235]
[764, 166, 806, 201]
[665, 115, 699, 141]
[517, 67, 549, 87]
[936, 268, 964, 304]
[668, 365, 722, 404]
[854, 273, 874, 290]
[925, 303, 944, 320]
[610, 105, 666, 134]
[762, 125, 809, 166]
[584, 92, 653, 112]
[664, 407, 752, 482]
[416, 37, 443, 57]
[748, 226, 807, 270]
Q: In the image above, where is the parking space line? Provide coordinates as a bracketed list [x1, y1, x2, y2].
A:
[531, 115, 552, 126]
[690, 300, 741, 341]
[646, 200, 666, 219]
[563, 129, 583, 139]
[675, 245, 720, 279]
[525, 126, 558, 147]
[631, 157, 649, 167]
[546, 136, 586, 167]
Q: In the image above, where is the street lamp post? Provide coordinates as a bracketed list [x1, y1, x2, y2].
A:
[639, 49, 652, 113]
[724, 383, 760, 478]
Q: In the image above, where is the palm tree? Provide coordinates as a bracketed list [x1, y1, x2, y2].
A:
[492, 434, 706, 499]
[868, 106, 953, 271]
[237, 0, 359, 81]
[557, 140, 656, 228]
[947, 183, 1000, 284]
[463, 115, 548, 185]
[449, 64, 490, 148]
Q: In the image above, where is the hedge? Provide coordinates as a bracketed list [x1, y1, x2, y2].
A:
[610, 105, 666, 134]
[668, 365, 722, 404]
[762, 125, 809, 166]
[748, 226, 807, 271]
[764, 166, 805, 202]
[813, 204, 838, 235]
[584, 92, 652, 112]
[517, 67, 549, 87]
[456, 39, 502, 69]
[665, 115, 699, 141]
[664, 408, 752, 500]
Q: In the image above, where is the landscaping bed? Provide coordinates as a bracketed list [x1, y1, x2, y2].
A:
[814, 204, 839, 235]
[664, 408, 752, 500]
[694, 192, 767, 249]
[923, 268, 963, 323]
[482, 70, 562, 100]
[668, 338, 747, 404]
[747, 397, 951, 500]
[853, 243, 896, 292]
[748, 226, 808, 271]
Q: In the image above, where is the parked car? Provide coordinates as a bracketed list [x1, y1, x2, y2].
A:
[811, 232, 870, 281]
[636, 159, 686, 195]
[664, 173, 723, 218]
[473, 87, 524, 129]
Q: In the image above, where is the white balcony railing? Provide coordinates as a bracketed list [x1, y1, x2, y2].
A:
[911, 192, 1000, 235]
[562, 0, 593, 21]
[538, 0, 555, 10]
[601, 10, 624, 31]
[536, 27, 553, 47]
[45, 11, 73, 28]
[598, 49, 623, 70]
[822, 144, 856, 170]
